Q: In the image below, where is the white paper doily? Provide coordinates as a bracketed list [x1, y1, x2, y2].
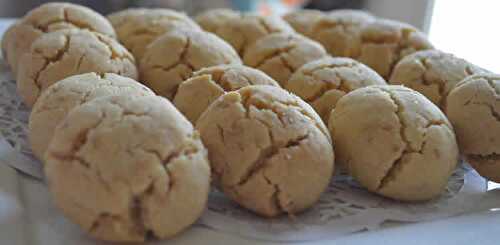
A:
[0, 58, 490, 242]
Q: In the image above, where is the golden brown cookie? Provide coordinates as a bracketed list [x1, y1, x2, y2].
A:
[173, 64, 279, 123]
[29, 72, 154, 161]
[140, 28, 241, 99]
[357, 19, 434, 79]
[205, 13, 295, 55]
[195, 8, 240, 33]
[1, 2, 115, 74]
[311, 9, 375, 57]
[44, 95, 211, 242]
[389, 49, 486, 109]
[197, 85, 334, 217]
[282, 9, 325, 37]
[108, 8, 200, 60]
[17, 29, 137, 107]
[446, 74, 500, 182]
[243, 33, 327, 86]
[329, 85, 458, 201]
[286, 57, 386, 122]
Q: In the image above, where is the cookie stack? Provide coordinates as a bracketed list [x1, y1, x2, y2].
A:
[1, 2, 499, 243]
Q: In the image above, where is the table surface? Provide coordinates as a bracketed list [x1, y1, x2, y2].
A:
[1, 18, 500, 245]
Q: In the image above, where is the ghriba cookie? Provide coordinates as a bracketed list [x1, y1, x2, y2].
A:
[282, 9, 325, 37]
[195, 8, 240, 34]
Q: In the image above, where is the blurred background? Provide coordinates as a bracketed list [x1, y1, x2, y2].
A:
[0, 0, 497, 73]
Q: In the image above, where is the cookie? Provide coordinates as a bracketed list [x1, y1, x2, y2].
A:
[108, 8, 200, 60]
[286, 57, 386, 122]
[29, 72, 154, 161]
[311, 9, 375, 57]
[44, 95, 211, 242]
[357, 19, 434, 79]
[282, 9, 324, 37]
[329, 85, 458, 201]
[140, 28, 241, 99]
[195, 8, 240, 33]
[446, 74, 500, 182]
[243, 33, 327, 86]
[389, 49, 486, 109]
[204, 13, 294, 55]
[173, 64, 279, 123]
[17, 29, 138, 107]
[1, 2, 115, 74]
[197, 85, 334, 217]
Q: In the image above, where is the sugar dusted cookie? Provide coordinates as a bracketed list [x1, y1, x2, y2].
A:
[173, 64, 279, 123]
[329, 85, 458, 201]
[282, 9, 324, 37]
[44, 95, 210, 242]
[17, 29, 137, 107]
[197, 85, 334, 217]
[140, 28, 241, 99]
[195, 8, 240, 33]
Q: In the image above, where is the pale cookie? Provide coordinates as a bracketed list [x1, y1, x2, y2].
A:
[29, 72, 154, 161]
[286, 57, 386, 123]
[243, 33, 327, 86]
[204, 13, 294, 55]
[140, 28, 241, 99]
[311, 9, 375, 57]
[173, 64, 279, 123]
[108, 8, 200, 60]
[390, 49, 486, 109]
[1, 2, 115, 74]
[446, 74, 500, 182]
[282, 9, 325, 37]
[195, 8, 240, 33]
[357, 19, 434, 79]
[17, 29, 138, 107]
[197, 85, 334, 217]
[329, 85, 458, 201]
[44, 95, 211, 242]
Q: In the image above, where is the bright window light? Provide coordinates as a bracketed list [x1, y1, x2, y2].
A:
[429, 0, 500, 73]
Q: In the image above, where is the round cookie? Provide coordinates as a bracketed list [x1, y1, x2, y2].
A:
[286, 57, 386, 123]
[197, 85, 334, 217]
[1, 2, 115, 74]
[173, 64, 280, 123]
[17, 29, 138, 107]
[108, 8, 201, 60]
[44, 95, 211, 242]
[140, 28, 241, 99]
[329, 85, 458, 201]
[357, 19, 434, 79]
[446, 74, 500, 182]
[29, 72, 154, 161]
[195, 8, 240, 33]
[282, 9, 325, 37]
[243, 33, 327, 86]
[311, 9, 375, 57]
[205, 13, 295, 55]
[389, 49, 486, 109]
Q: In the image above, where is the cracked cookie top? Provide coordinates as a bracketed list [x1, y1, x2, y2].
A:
[195, 8, 240, 34]
[243, 33, 327, 86]
[140, 28, 242, 99]
[108, 8, 201, 60]
[329, 85, 458, 201]
[286, 56, 386, 123]
[44, 95, 211, 242]
[282, 9, 325, 37]
[205, 13, 295, 56]
[357, 19, 434, 79]
[446, 74, 500, 181]
[17, 29, 138, 107]
[29, 72, 154, 161]
[1, 2, 116, 74]
[310, 9, 375, 57]
[390, 49, 486, 109]
[197, 85, 333, 217]
[173, 64, 280, 123]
